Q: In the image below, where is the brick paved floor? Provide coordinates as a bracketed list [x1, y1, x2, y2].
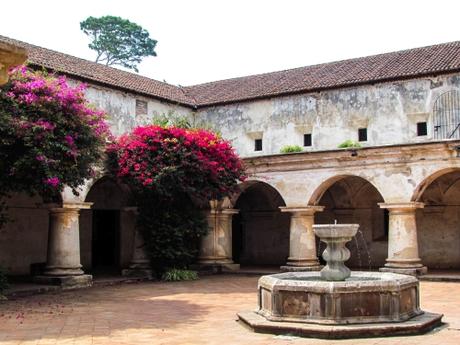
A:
[0, 275, 459, 345]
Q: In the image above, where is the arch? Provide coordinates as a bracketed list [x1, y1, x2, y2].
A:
[432, 90, 460, 139]
[80, 175, 134, 275]
[308, 174, 386, 206]
[411, 168, 460, 202]
[229, 178, 287, 208]
[313, 175, 387, 268]
[84, 175, 131, 208]
[415, 168, 460, 269]
[232, 180, 289, 266]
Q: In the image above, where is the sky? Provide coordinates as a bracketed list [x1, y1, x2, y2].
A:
[1, 0, 460, 86]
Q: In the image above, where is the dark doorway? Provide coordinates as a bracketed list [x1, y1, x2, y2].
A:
[232, 182, 289, 266]
[92, 210, 120, 272]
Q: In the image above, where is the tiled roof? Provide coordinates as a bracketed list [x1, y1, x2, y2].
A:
[185, 41, 460, 106]
[0, 35, 193, 106]
[3, 35, 460, 108]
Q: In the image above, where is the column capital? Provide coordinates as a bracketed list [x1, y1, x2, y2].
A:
[209, 208, 239, 215]
[378, 202, 424, 212]
[279, 206, 324, 216]
[122, 206, 138, 213]
[63, 202, 93, 209]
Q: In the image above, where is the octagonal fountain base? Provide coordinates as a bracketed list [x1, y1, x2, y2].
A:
[237, 271, 443, 339]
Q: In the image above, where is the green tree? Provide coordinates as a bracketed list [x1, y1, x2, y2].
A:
[80, 15, 157, 72]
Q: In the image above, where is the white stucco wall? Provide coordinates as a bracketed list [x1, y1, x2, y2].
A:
[196, 73, 460, 157]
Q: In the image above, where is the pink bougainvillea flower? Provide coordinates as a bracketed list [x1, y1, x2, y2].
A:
[44, 177, 60, 188]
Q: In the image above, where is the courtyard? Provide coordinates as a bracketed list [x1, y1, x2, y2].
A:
[0, 275, 458, 345]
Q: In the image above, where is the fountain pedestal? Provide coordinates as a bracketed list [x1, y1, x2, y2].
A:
[237, 223, 443, 339]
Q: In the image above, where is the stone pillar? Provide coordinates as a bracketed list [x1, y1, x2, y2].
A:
[279, 206, 324, 272]
[0, 41, 27, 85]
[34, 203, 93, 289]
[378, 202, 427, 276]
[122, 207, 153, 278]
[195, 204, 239, 272]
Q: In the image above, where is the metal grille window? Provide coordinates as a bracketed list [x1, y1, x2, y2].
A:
[433, 90, 460, 139]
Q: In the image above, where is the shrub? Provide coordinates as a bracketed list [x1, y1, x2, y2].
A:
[338, 140, 362, 148]
[280, 145, 303, 153]
[0, 66, 111, 201]
[107, 125, 246, 200]
[108, 125, 246, 274]
[136, 191, 208, 275]
[162, 268, 199, 282]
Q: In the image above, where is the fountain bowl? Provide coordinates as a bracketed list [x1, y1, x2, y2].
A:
[238, 271, 443, 338]
[313, 223, 359, 239]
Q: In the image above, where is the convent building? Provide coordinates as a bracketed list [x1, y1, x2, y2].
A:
[1, 35, 460, 287]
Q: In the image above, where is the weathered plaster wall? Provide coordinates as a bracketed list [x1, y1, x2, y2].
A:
[68, 81, 194, 138]
[0, 193, 48, 275]
[417, 171, 460, 268]
[197, 74, 460, 157]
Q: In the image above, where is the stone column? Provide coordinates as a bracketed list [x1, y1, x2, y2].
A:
[35, 203, 93, 289]
[196, 204, 239, 272]
[122, 207, 153, 278]
[378, 202, 427, 276]
[279, 206, 324, 272]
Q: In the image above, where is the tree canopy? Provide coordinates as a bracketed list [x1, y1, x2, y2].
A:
[80, 15, 157, 72]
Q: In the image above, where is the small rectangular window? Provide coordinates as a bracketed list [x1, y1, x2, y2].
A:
[303, 133, 312, 147]
[135, 99, 148, 116]
[358, 128, 367, 142]
[417, 122, 427, 136]
[254, 139, 262, 151]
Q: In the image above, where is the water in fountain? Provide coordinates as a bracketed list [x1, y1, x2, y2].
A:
[357, 228, 372, 271]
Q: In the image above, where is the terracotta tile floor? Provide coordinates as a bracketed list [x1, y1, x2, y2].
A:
[0, 275, 459, 345]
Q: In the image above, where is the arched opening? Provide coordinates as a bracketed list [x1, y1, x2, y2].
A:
[415, 170, 460, 269]
[82, 177, 134, 276]
[232, 182, 290, 267]
[313, 176, 387, 269]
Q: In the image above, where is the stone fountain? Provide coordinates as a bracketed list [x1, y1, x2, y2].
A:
[238, 223, 443, 339]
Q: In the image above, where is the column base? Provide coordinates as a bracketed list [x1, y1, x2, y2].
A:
[34, 274, 93, 290]
[379, 266, 428, 276]
[280, 265, 323, 272]
[281, 258, 322, 272]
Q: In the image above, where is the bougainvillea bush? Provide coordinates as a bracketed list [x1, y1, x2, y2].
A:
[108, 125, 246, 275]
[107, 125, 246, 199]
[0, 66, 110, 200]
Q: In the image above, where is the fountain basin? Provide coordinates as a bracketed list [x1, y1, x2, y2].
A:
[257, 271, 420, 325]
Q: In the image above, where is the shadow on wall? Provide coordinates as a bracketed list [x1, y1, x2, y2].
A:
[232, 181, 290, 266]
[81, 176, 134, 275]
[417, 170, 460, 269]
[314, 176, 388, 269]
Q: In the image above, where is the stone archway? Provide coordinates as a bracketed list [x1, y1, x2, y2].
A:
[232, 181, 290, 266]
[81, 176, 134, 275]
[311, 175, 387, 269]
[414, 169, 460, 269]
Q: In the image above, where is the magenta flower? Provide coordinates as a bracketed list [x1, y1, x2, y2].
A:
[45, 177, 60, 188]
